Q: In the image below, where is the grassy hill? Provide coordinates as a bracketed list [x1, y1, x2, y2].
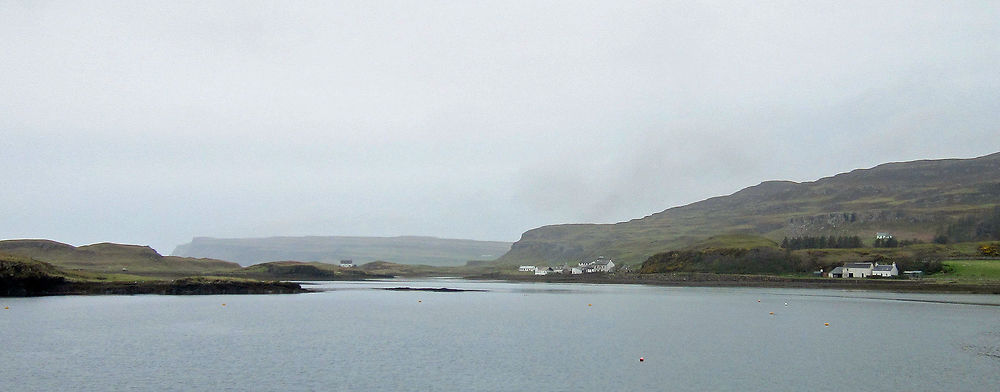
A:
[222, 261, 390, 280]
[0, 252, 306, 296]
[171, 235, 512, 267]
[0, 239, 240, 276]
[497, 152, 1000, 266]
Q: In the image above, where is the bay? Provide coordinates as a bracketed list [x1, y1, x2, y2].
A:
[2, 279, 999, 391]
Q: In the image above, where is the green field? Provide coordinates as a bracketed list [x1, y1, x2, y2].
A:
[937, 259, 1000, 281]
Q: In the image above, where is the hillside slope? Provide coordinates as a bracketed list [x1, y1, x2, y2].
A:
[497, 152, 1000, 266]
[172, 236, 512, 266]
[0, 240, 240, 276]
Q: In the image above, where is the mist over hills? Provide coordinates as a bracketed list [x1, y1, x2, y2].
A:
[497, 152, 1000, 266]
[171, 236, 512, 267]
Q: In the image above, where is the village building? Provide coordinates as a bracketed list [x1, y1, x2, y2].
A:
[594, 258, 615, 272]
[872, 263, 899, 277]
[339, 259, 355, 268]
[534, 266, 559, 275]
[829, 262, 899, 278]
[579, 257, 616, 273]
[875, 232, 893, 240]
[518, 258, 615, 275]
[842, 262, 874, 278]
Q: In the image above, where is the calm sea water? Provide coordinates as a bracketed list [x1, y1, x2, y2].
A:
[2, 279, 999, 391]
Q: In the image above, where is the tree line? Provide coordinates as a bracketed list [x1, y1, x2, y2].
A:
[639, 246, 946, 276]
[781, 236, 863, 250]
[935, 206, 1000, 244]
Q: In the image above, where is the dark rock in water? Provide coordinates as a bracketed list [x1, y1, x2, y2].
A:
[380, 287, 486, 292]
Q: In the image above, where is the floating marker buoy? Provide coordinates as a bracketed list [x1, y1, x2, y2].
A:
[588, 304, 592, 306]
[222, 303, 226, 306]
[769, 312, 774, 315]
[757, 300, 761, 303]
[824, 323, 830, 327]
[639, 357, 644, 362]
[418, 300, 422, 303]
[784, 302, 788, 306]
[3, 306, 8, 310]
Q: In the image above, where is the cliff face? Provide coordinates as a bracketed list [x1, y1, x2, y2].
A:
[497, 152, 1000, 266]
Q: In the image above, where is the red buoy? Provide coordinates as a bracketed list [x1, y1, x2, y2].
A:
[639, 357, 644, 362]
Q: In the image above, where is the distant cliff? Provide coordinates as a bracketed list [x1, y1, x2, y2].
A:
[497, 152, 1000, 266]
[172, 236, 512, 267]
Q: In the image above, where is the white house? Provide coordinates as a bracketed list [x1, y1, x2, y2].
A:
[594, 258, 616, 272]
[842, 262, 874, 278]
[875, 232, 893, 240]
[579, 257, 616, 273]
[570, 267, 583, 275]
[534, 266, 557, 276]
[340, 259, 355, 268]
[872, 263, 899, 277]
[830, 262, 898, 278]
[519, 265, 536, 272]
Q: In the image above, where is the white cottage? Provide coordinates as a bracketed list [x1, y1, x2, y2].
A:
[579, 257, 616, 273]
[519, 265, 536, 272]
[534, 266, 557, 276]
[842, 262, 874, 278]
[872, 263, 899, 277]
[594, 258, 616, 272]
[340, 259, 355, 268]
[830, 262, 898, 278]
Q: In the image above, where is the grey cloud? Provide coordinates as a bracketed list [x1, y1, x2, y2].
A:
[2, 1, 998, 253]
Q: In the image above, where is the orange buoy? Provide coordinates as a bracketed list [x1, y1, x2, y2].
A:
[639, 357, 644, 362]
[588, 303, 592, 306]
[3, 306, 8, 310]
[769, 312, 774, 315]
[222, 303, 226, 306]
[824, 323, 830, 327]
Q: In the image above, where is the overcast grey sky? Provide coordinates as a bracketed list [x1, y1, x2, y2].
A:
[2, 1, 998, 254]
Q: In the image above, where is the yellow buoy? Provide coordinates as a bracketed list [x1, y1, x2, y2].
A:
[222, 303, 226, 306]
[3, 306, 8, 310]
[769, 312, 774, 315]
[588, 303, 592, 306]
[824, 323, 830, 327]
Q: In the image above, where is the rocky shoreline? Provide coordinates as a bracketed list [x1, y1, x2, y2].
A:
[471, 272, 1000, 294]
